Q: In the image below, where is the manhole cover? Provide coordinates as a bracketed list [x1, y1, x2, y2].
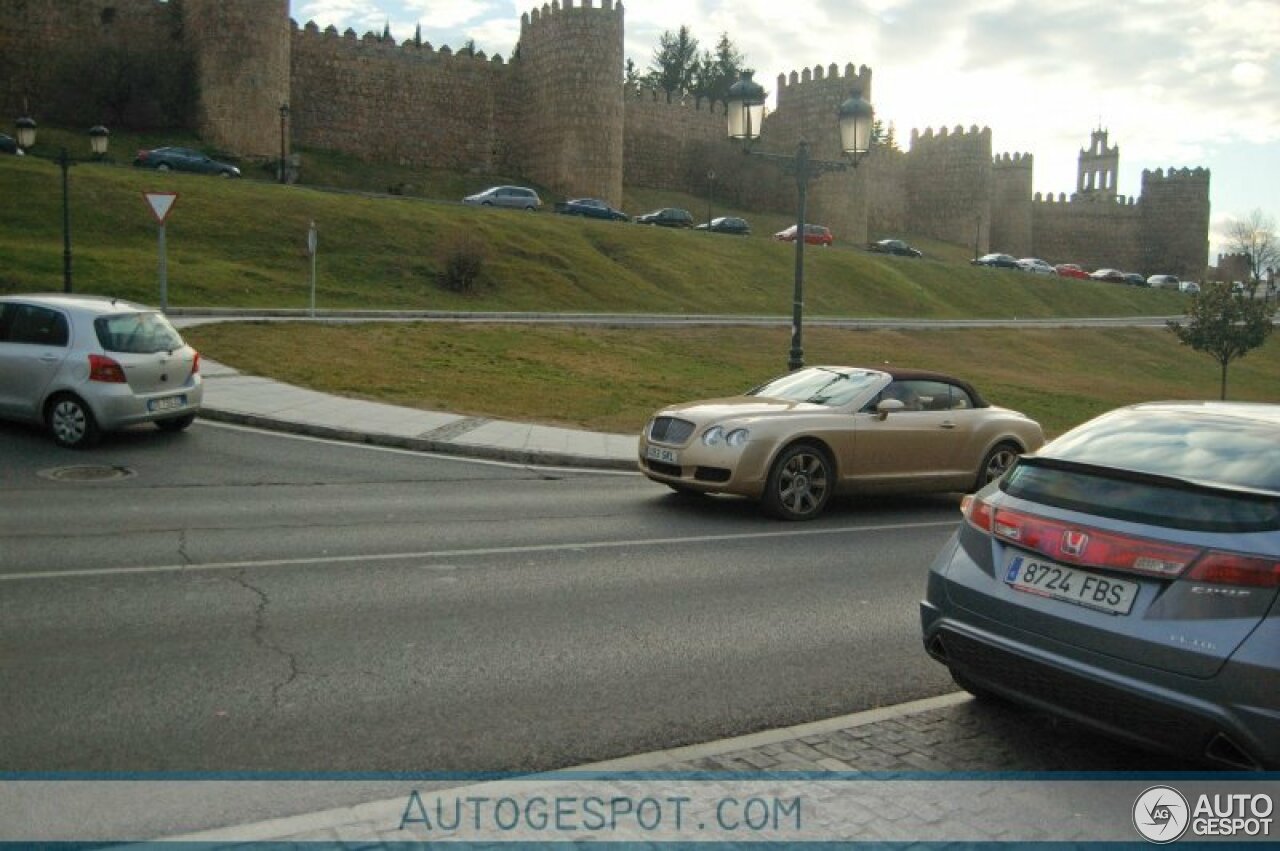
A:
[38, 465, 136, 482]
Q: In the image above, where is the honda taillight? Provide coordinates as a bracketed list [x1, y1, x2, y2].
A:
[136, 149, 148, 161]
[88, 354, 127, 383]
[961, 494, 993, 532]
[991, 507, 1199, 578]
[191, 350, 200, 375]
[1186, 552, 1280, 588]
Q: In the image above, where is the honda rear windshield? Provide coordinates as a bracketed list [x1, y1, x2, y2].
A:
[94, 312, 185, 355]
[1001, 459, 1280, 533]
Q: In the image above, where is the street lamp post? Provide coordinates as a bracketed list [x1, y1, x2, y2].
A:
[279, 103, 290, 185]
[15, 118, 110, 294]
[706, 170, 716, 228]
[726, 73, 873, 371]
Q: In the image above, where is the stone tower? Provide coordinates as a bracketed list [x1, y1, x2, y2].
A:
[515, 1, 625, 206]
[990, 152, 1034, 256]
[1076, 129, 1118, 200]
[1141, 167, 1211, 280]
[181, 0, 291, 159]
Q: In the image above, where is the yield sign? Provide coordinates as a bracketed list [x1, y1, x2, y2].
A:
[143, 191, 179, 225]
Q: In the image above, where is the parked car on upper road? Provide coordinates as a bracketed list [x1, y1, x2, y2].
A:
[0, 294, 203, 448]
[634, 208, 694, 228]
[1016, 258, 1057, 275]
[694, 216, 751, 236]
[134, 146, 241, 178]
[1180, 280, 1201, 294]
[1146, 274, 1180, 289]
[774, 224, 833, 246]
[553, 198, 628, 221]
[0, 133, 19, 155]
[639, 366, 1044, 521]
[971, 253, 1018, 269]
[462, 185, 542, 211]
[1055, 264, 1089, 279]
[1123, 272, 1146, 286]
[922, 401, 1280, 769]
[1088, 268, 1128, 283]
[868, 239, 922, 257]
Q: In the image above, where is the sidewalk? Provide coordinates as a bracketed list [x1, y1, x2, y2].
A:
[198, 358, 639, 471]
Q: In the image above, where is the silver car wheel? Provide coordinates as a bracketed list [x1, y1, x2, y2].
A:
[48, 395, 99, 449]
[765, 444, 832, 520]
[978, 442, 1019, 488]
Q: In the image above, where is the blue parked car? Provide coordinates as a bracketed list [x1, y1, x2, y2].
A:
[134, 146, 240, 178]
[553, 198, 628, 221]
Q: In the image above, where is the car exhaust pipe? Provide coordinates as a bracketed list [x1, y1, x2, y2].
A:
[1204, 732, 1262, 771]
[926, 634, 948, 662]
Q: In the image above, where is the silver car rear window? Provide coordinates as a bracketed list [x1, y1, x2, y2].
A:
[1002, 461, 1280, 533]
[94, 312, 185, 355]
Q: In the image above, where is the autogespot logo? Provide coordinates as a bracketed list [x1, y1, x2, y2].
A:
[1134, 785, 1190, 843]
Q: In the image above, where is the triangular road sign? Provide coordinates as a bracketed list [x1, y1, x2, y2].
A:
[143, 191, 179, 225]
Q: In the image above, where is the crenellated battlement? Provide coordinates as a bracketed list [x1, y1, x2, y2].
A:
[624, 83, 725, 113]
[294, 19, 508, 65]
[521, 0, 623, 31]
[776, 62, 871, 94]
[993, 152, 1033, 168]
[1142, 166, 1211, 183]
[909, 125, 992, 148]
[1033, 192, 1137, 206]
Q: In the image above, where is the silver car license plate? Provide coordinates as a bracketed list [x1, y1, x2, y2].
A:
[1005, 554, 1139, 615]
[645, 445, 679, 465]
[149, 395, 186, 413]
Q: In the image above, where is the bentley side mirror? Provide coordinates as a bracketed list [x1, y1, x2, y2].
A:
[876, 398, 905, 420]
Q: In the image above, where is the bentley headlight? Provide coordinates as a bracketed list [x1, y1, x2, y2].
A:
[725, 428, 750, 447]
[701, 426, 725, 446]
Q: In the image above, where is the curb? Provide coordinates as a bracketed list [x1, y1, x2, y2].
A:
[198, 408, 638, 472]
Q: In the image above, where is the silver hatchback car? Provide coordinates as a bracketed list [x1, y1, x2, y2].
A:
[0, 294, 203, 447]
[922, 402, 1280, 769]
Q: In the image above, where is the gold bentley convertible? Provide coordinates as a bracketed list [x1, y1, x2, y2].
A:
[639, 367, 1045, 520]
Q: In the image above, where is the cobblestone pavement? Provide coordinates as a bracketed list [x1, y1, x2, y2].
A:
[169, 692, 1205, 845]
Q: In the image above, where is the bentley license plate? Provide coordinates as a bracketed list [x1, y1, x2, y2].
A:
[1005, 555, 1139, 615]
[645, 445, 679, 465]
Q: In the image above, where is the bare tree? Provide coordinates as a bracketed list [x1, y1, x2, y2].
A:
[1167, 281, 1275, 399]
[1225, 208, 1278, 286]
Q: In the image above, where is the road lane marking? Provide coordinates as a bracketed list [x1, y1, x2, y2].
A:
[0, 519, 958, 583]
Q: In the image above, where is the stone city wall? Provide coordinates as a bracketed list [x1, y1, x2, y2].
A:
[905, 126, 992, 248]
[0, 0, 175, 124]
[289, 22, 516, 174]
[1031, 194, 1142, 271]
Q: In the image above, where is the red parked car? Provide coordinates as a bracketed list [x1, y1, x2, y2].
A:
[774, 224, 833, 246]
[1055, 263, 1089, 279]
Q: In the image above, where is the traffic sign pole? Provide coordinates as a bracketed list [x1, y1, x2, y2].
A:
[143, 192, 179, 312]
[308, 221, 318, 318]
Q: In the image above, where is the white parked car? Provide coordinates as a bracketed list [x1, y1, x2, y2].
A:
[1179, 280, 1201, 294]
[0, 294, 203, 448]
[1016, 258, 1057, 275]
[1146, 274, 1180, 289]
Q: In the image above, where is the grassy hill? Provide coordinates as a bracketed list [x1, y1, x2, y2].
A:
[0, 143, 1189, 318]
[9, 133, 1272, 440]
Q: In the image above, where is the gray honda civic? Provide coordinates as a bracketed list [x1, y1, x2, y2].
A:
[921, 401, 1280, 769]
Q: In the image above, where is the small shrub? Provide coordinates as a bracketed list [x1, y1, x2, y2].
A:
[437, 231, 488, 294]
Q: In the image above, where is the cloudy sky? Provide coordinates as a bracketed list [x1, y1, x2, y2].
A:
[293, 0, 1279, 262]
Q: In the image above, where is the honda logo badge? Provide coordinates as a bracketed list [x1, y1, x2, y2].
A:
[1061, 530, 1089, 557]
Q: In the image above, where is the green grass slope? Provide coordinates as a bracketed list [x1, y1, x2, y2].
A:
[1, 154, 1190, 318]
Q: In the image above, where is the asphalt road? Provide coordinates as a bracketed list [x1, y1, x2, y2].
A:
[1, 419, 960, 774]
